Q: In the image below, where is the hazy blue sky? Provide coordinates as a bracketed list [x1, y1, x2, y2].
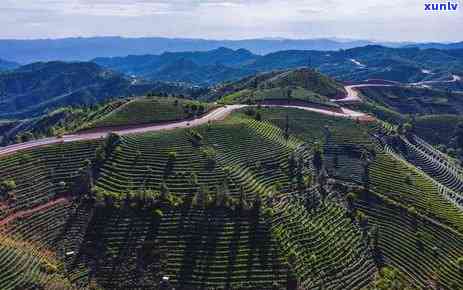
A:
[1, 0, 462, 41]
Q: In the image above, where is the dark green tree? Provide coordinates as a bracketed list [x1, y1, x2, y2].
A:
[312, 142, 324, 177]
[238, 185, 247, 211]
[360, 149, 374, 195]
[160, 182, 169, 201]
[454, 122, 463, 149]
[72, 159, 94, 197]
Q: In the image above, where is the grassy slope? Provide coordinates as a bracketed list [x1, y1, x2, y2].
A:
[0, 96, 215, 145]
[0, 99, 128, 145]
[414, 114, 463, 146]
[217, 68, 344, 107]
[87, 96, 215, 128]
[353, 85, 463, 151]
[358, 86, 463, 115]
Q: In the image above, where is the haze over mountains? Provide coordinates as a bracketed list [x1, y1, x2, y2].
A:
[1, 36, 462, 64]
[0, 58, 20, 71]
[94, 45, 463, 85]
[0, 39, 462, 122]
[0, 37, 381, 63]
[0, 44, 462, 119]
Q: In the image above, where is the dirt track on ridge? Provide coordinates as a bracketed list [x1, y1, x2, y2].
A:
[0, 84, 380, 157]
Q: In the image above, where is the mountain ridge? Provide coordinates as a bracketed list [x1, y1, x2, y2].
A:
[0, 61, 192, 119]
[94, 45, 463, 86]
[0, 36, 424, 63]
[0, 58, 20, 71]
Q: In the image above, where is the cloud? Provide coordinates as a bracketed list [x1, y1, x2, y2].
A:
[0, 0, 462, 41]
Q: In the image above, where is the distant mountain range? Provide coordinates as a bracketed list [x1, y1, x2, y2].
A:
[0, 36, 428, 64]
[0, 62, 188, 119]
[1, 44, 463, 119]
[406, 42, 463, 50]
[0, 58, 20, 71]
[93, 47, 259, 85]
[94, 45, 463, 85]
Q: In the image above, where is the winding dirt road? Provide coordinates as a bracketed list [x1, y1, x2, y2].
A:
[332, 84, 393, 103]
[0, 84, 379, 226]
[0, 84, 379, 157]
[410, 74, 461, 86]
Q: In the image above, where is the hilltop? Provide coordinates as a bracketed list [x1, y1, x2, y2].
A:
[85, 96, 216, 129]
[212, 68, 345, 108]
[0, 67, 347, 146]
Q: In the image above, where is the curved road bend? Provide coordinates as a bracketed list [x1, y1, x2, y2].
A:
[332, 84, 393, 103]
[410, 74, 461, 86]
[0, 105, 246, 157]
[0, 84, 382, 157]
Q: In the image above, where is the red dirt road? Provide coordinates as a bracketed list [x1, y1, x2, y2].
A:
[0, 197, 70, 228]
[0, 84, 383, 157]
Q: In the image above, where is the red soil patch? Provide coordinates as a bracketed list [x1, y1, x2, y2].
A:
[0, 197, 70, 228]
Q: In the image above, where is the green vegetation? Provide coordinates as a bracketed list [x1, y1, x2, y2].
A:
[95, 45, 463, 85]
[354, 85, 463, 162]
[0, 96, 216, 146]
[1, 105, 463, 290]
[0, 61, 190, 119]
[0, 100, 129, 146]
[414, 114, 463, 147]
[88, 96, 215, 128]
[364, 267, 417, 290]
[0, 235, 69, 290]
[216, 68, 344, 107]
[358, 86, 463, 115]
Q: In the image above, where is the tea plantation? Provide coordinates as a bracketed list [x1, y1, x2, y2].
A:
[0, 106, 462, 290]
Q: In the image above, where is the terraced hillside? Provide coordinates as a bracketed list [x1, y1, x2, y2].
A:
[0, 99, 129, 146]
[271, 197, 376, 289]
[86, 97, 215, 129]
[0, 234, 66, 289]
[0, 95, 214, 146]
[261, 108, 463, 289]
[351, 84, 463, 163]
[1, 106, 463, 290]
[414, 115, 463, 148]
[357, 85, 463, 115]
[355, 193, 463, 289]
[65, 206, 288, 290]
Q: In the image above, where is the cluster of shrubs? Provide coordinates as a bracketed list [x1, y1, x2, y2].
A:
[86, 181, 264, 218]
[182, 102, 207, 117]
[244, 107, 262, 121]
[0, 179, 16, 201]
